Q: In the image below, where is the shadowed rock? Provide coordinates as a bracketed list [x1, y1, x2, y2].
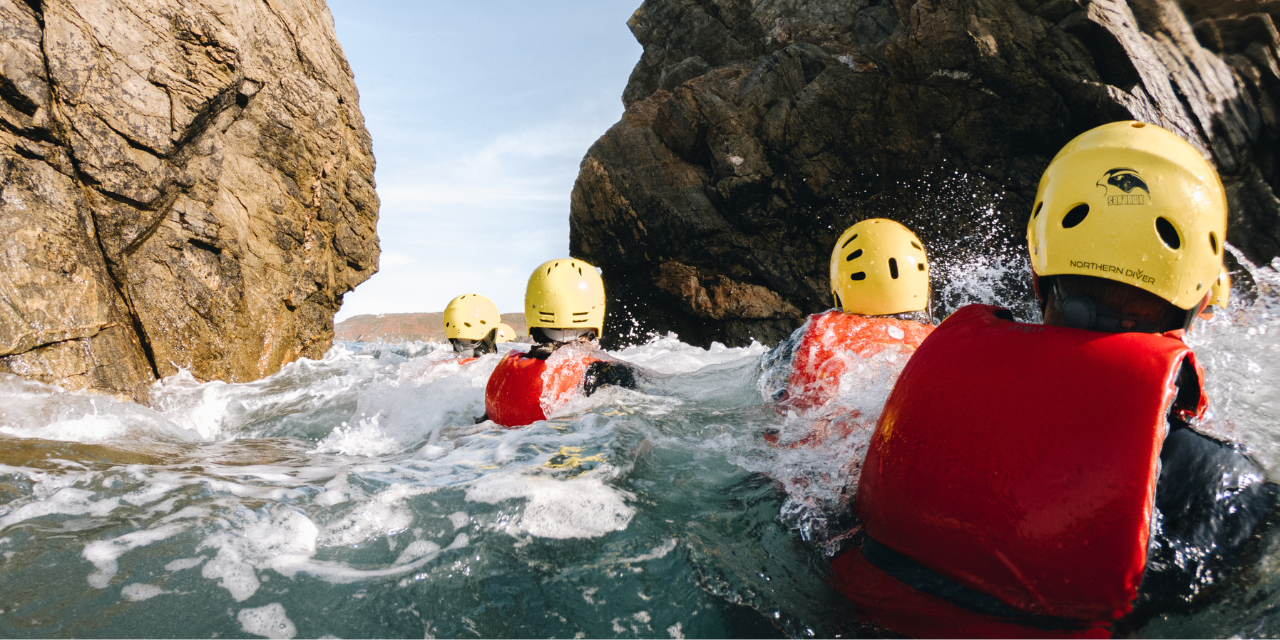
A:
[0, 0, 379, 400]
[571, 0, 1280, 347]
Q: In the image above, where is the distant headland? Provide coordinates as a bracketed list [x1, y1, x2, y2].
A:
[336, 313, 528, 343]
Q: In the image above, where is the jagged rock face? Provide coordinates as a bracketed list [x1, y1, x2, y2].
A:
[571, 0, 1280, 348]
[0, 0, 379, 400]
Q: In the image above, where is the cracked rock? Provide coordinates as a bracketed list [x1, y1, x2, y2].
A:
[0, 0, 379, 400]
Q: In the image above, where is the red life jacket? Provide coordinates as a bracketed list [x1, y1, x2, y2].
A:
[784, 311, 934, 412]
[834, 304, 1206, 637]
[484, 348, 600, 428]
[767, 312, 933, 448]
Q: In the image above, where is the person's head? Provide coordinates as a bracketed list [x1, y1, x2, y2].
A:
[830, 218, 930, 316]
[494, 323, 517, 343]
[444, 293, 502, 356]
[1028, 121, 1227, 332]
[525, 258, 605, 345]
[1043, 275, 1187, 332]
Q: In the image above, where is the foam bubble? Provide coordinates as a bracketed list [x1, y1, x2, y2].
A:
[449, 511, 469, 530]
[84, 523, 190, 588]
[465, 469, 635, 539]
[202, 545, 260, 602]
[394, 539, 441, 564]
[318, 484, 432, 547]
[0, 487, 121, 532]
[164, 556, 205, 572]
[121, 583, 166, 601]
[238, 603, 297, 639]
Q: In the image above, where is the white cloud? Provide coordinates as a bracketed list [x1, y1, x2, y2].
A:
[378, 252, 417, 267]
[328, 1, 640, 320]
[379, 114, 615, 211]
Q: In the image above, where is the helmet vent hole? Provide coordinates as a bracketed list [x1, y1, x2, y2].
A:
[1061, 204, 1089, 229]
[888, 258, 899, 279]
[910, 241, 922, 250]
[1209, 232, 1219, 254]
[464, 322, 472, 327]
[917, 263, 926, 271]
[840, 234, 859, 249]
[1156, 217, 1181, 249]
[1132, 122, 1146, 128]
[1033, 202, 1043, 218]
[846, 249, 863, 261]
[850, 272, 867, 281]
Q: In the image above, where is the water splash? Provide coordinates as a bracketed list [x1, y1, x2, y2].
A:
[1, 250, 1279, 637]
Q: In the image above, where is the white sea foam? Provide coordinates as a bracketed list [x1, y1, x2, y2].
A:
[164, 555, 206, 571]
[465, 468, 635, 539]
[238, 602, 297, 639]
[121, 583, 167, 601]
[84, 523, 191, 588]
[0, 253, 1277, 637]
[613, 334, 767, 375]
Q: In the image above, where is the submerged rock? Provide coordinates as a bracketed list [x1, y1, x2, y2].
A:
[0, 0, 379, 400]
[571, 0, 1280, 347]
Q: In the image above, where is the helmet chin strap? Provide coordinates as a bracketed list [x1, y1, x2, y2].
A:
[1052, 279, 1187, 333]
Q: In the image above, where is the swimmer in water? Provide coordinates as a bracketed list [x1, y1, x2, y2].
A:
[830, 121, 1277, 637]
[480, 259, 639, 428]
[763, 219, 935, 448]
[443, 293, 515, 360]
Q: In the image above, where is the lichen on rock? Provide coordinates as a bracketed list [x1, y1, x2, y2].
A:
[0, 0, 379, 401]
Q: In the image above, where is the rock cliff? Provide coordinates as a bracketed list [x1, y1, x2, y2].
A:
[571, 0, 1280, 347]
[0, 0, 378, 400]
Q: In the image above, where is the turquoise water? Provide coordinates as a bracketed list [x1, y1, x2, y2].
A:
[1, 252, 1279, 638]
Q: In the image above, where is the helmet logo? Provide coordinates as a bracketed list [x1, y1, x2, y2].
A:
[1098, 168, 1150, 205]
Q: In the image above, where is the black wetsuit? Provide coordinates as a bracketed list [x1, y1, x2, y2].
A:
[1123, 426, 1278, 627]
[1126, 361, 1276, 627]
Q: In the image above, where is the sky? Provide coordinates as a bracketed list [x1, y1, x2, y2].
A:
[326, 1, 644, 319]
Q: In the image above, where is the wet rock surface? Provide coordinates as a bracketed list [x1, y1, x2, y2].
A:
[571, 0, 1280, 348]
[0, 0, 379, 400]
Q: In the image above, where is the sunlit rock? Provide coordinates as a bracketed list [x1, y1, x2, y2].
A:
[0, 0, 379, 400]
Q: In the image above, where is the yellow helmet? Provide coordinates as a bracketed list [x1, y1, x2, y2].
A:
[1209, 268, 1231, 308]
[1028, 121, 1227, 310]
[494, 323, 516, 343]
[525, 258, 606, 333]
[443, 293, 502, 341]
[830, 219, 930, 315]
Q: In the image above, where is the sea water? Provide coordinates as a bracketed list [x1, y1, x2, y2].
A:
[2, 252, 1280, 639]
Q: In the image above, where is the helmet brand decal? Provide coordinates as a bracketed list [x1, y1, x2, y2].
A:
[1069, 259, 1157, 284]
[1098, 168, 1150, 205]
